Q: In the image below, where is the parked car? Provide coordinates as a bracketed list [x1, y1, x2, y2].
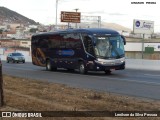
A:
[6, 52, 25, 63]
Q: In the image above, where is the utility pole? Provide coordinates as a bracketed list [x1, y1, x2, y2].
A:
[74, 8, 79, 28]
[98, 16, 101, 28]
[142, 34, 145, 59]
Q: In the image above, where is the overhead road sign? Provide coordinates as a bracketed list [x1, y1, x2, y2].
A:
[61, 11, 81, 23]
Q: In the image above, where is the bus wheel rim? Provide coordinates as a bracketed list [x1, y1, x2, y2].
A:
[80, 64, 84, 73]
[47, 62, 51, 70]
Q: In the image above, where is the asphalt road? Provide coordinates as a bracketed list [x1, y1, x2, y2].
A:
[2, 61, 160, 100]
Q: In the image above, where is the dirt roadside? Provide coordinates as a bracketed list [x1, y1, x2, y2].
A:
[0, 75, 160, 120]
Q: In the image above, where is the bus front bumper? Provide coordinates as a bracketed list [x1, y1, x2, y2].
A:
[86, 58, 125, 71]
[94, 62, 125, 71]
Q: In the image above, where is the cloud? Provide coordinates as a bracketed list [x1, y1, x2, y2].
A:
[81, 11, 127, 16]
[82, 11, 107, 15]
[108, 13, 127, 16]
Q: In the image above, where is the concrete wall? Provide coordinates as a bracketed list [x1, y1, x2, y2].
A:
[125, 38, 160, 60]
[125, 51, 160, 60]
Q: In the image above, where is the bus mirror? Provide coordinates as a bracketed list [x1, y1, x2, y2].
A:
[121, 35, 126, 45]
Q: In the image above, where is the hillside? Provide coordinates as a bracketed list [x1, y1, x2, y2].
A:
[101, 22, 132, 32]
[0, 7, 38, 25]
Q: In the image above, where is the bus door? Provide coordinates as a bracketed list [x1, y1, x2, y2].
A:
[80, 33, 96, 70]
[81, 33, 95, 60]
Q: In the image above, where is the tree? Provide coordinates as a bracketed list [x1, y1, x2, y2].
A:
[29, 28, 38, 33]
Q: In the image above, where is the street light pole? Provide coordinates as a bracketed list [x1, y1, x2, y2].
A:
[98, 16, 101, 28]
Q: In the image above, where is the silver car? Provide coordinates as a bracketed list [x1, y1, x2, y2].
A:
[7, 52, 25, 63]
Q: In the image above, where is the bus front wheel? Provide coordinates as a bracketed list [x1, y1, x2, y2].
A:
[79, 62, 87, 74]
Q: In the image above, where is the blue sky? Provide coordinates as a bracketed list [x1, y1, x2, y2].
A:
[1, 0, 160, 32]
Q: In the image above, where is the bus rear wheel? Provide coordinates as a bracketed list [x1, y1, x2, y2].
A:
[79, 62, 87, 74]
[46, 60, 57, 71]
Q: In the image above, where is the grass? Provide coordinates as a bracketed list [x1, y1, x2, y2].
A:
[0, 75, 160, 120]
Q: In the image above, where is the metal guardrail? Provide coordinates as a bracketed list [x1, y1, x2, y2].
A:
[0, 61, 4, 107]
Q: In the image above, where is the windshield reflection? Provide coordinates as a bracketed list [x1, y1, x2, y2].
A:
[94, 36, 124, 59]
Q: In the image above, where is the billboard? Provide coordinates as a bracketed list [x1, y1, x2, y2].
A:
[133, 19, 154, 34]
[61, 11, 81, 23]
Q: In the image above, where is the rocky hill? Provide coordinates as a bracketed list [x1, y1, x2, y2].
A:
[0, 7, 38, 25]
[101, 22, 132, 32]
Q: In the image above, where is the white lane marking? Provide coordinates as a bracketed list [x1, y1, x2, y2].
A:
[144, 74, 160, 77]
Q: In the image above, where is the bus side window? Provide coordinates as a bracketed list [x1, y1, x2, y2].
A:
[32, 36, 39, 47]
[39, 37, 49, 48]
[64, 33, 82, 49]
[48, 34, 61, 49]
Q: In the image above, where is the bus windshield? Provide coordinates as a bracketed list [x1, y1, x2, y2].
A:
[94, 35, 124, 59]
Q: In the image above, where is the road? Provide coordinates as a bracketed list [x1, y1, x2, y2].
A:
[2, 61, 160, 100]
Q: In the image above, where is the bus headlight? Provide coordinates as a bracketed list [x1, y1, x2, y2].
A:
[119, 57, 125, 63]
[95, 58, 111, 65]
[95, 60, 106, 65]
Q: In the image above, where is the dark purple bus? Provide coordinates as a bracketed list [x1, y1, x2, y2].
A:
[31, 28, 126, 74]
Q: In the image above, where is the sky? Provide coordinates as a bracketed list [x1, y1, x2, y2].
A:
[0, 0, 160, 32]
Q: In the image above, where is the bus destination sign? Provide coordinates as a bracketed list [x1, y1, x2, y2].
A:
[61, 11, 81, 23]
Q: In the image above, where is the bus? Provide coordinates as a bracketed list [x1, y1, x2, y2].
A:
[31, 28, 126, 74]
